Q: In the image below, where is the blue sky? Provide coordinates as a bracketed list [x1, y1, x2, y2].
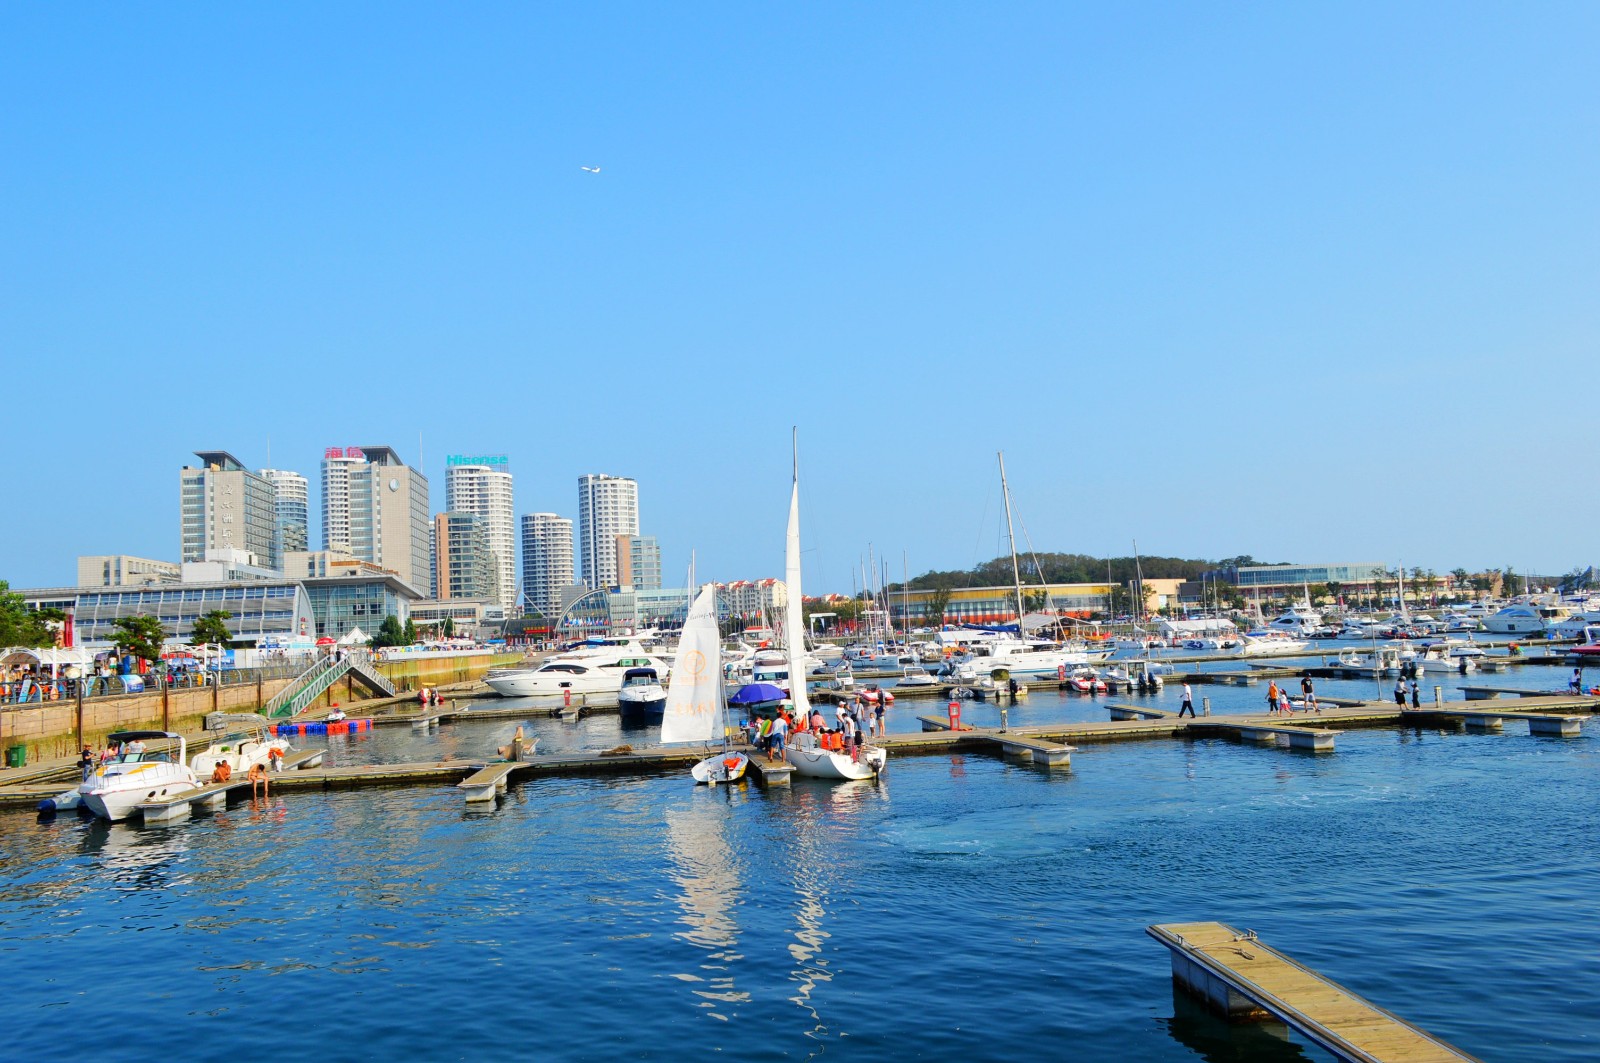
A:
[2, 3, 1595, 593]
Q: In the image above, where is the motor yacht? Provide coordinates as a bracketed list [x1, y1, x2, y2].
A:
[1413, 638, 1486, 672]
[484, 651, 669, 697]
[79, 731, 201, 822]
[1482, 603, 1564, 635]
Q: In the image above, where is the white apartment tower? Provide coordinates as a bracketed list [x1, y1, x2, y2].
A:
[180, 451, 279, 570]
[520, 513, 575, 621]
[577, 474, 639, 591]
[444, 457, 516, 611]
[319, 445, 431, 591]
[259, 468, 309, 557]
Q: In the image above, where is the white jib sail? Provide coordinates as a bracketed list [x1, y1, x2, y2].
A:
[661, 585, 721, 745]
[785, 459, 812, 719]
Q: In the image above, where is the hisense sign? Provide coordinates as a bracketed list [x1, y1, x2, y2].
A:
[447, 455, 510, 468]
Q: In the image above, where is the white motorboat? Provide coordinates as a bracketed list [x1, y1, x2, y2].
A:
[1482, 603, 1558, 635]
[897, 665, 940, 688]
[781, 433, 886, 783]
[1333, 646, 1408, 676]
[191, 714, 290, 779]
[617, 666, 668, 721]
[662, 586, 748, 785]
[1414, 639, 1486, 672]
[484, 651, 668, 697]
[79, 731, 201, 822]
[1233, 633, 1311, 656]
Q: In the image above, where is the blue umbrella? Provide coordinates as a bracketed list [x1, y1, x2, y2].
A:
[728, 682, 788, 705]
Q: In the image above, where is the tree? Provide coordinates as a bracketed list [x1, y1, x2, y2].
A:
[1450, 567, 1469, 586]
[110, 614, 167, 662]
[924, 586, 952, 628]
[371, 614, 408, 648]
[1022, 589, 1049, 613]
[403, 618, 417, 645]
[189, 610, 233, 647]
[0, 581, 58, 648]
[1309, 583, 1331, 604]
[1323, 580, 1343, 604]
[441, 616, 455, 638]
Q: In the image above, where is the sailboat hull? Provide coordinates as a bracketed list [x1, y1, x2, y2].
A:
[786, 739, 886, 781]
[691, 752, 749, 785]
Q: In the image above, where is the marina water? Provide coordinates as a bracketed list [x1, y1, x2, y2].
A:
[2, 659, 1595, 1061]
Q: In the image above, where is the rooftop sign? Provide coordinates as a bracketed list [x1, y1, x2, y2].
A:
[447, 455, 510, 468]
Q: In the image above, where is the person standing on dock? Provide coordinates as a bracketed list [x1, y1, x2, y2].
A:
[1300, 674, 1318, 714]
[1178, 683, 1195, 717]
[769, 713, 788, 763]
[1394, 676, 1408, 707]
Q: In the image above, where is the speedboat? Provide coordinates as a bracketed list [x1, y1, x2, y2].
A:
[484, 651, 669, 697]
[1333, 646, 1408, 676]
[79, 731, 201, 822]
[1065, 667, 1106, 694]
[1482, 604, 1556, 635]
[617, 667, 667, 722]
[785, 730, 887, 781]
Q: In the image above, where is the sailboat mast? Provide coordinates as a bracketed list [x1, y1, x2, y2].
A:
[997, 452, 1027, 633]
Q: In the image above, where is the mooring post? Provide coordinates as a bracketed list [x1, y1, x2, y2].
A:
[1435, 686, 1443, 707]
[1202, 697, 1211, 716]
[999, 706, 1008, 732]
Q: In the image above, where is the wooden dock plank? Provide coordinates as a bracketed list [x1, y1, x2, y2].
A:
[1150, 921, 1481, 1062]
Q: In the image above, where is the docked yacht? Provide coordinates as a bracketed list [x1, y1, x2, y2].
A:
[617, 667, 668, 721]
[80, 731, 201, 822]
[1233, 633, 1311, 656]
[1333, 646, 1408, 676]
[484, 650, 669, 697]
[1482, 603, 1564, 635]
[1414, 639, 1486, 672]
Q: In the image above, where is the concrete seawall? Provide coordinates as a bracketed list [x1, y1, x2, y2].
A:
[0, 652, 525, 766]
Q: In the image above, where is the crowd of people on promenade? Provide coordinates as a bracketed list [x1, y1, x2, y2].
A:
[744, 695, 885, 763]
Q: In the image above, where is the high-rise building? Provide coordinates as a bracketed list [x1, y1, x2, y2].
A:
[180, 451, 279, 570]
[319, 445, 430, 591]
[577, 474, 639, 590]
[258, 468, 309, 558]
[614, 534, 663, 592]
[444, 456, 516, 612]
[433, 512, 500, 602]
[520, 513, 574, 620]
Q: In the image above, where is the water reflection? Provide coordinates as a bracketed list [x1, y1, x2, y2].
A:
[1159, 988, 1312, 1062]
[661, 792, 751, 1022]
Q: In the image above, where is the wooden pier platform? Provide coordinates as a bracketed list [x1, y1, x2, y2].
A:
[1149, 921, 1481, 1062]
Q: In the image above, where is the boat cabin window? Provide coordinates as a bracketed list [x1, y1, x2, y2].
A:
[540, 664, 588, 675]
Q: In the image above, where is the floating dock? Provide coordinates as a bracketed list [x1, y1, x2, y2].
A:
[1148, 921, 1481, 1062]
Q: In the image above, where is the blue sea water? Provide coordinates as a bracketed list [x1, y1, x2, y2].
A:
[1, 671, 1596, 1062]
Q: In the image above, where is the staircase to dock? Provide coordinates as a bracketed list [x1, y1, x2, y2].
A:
[265, 651, 396, 719]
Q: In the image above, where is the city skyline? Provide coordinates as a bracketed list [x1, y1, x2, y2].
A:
[2, 6, 1596, 592]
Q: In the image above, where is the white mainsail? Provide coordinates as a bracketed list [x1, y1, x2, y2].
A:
[661, 585, 721, 745]
[785, 438, 812, 719]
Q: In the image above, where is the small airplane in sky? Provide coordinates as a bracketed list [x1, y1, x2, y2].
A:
[580, 165, 601, 174]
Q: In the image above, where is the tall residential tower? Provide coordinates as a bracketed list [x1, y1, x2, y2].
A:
[258, 468, 309, 557]
[444, 456, 516, 612]
[520, 513, 574, 621]
[577, 474, 638, 591]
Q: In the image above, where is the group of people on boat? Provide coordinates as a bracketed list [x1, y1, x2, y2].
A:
[744, 697, 882, 763]
[415, 687, 445, 706]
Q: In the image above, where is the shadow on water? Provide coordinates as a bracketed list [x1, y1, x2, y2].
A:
[1159, 987, 1315, 1062]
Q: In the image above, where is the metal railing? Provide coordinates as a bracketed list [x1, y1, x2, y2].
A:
[0, 660, 311, 709]
[264, 650, 395, 719]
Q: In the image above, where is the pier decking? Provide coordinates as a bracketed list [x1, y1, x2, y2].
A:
[1148, 921, 1481, 1062]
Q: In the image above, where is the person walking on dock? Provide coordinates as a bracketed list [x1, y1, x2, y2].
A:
[1411, 677, 1421, 709]
[1178, 683, 1195, 717]
[1394, 677, 1408, 707]
[1266, 680, 1280, 715]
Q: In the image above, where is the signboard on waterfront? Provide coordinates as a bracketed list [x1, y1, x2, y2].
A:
[447, 454, 510, 468]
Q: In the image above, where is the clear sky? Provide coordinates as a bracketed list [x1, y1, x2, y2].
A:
[3, 3, 1595, 594]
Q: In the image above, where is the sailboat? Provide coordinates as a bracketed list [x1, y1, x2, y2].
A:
[781, 432, 888, 781]
[661, 584, 749, 785]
